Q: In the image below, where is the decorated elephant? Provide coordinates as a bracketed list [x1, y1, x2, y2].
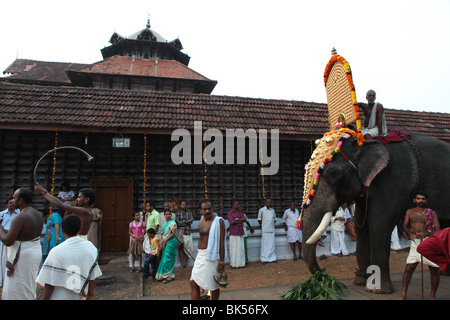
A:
[301, 130, 450, 293]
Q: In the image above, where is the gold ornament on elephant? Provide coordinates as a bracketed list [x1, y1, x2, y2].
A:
[301, 130, 353, 208]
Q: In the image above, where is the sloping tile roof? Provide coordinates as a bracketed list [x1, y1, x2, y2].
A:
[0, 82, 449, 142]
[2, 59, 90, 84]
[73, 55, 213, 81]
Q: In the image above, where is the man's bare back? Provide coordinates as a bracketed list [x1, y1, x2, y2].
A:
[0, 188, 43, 246]
[14, 207, 43, 241]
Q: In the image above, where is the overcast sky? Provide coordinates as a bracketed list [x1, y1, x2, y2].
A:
[1, 0, 449, 113]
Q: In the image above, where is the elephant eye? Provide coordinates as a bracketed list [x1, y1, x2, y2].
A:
[323, 166, 342, 185]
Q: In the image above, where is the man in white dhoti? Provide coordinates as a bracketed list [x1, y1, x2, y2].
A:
[330, 206, 349, 256]
[227, 201, 247, 268]
[398, 192, 440, 300]
[37, 214, 102, 300]
[282, 201, 302, 261]
[0, 197, 20, 287]
[190, 200, 226, 300]
[258, 198, 277, 264]
[0, 188, 43, 300]
[358, 90, 387, 139]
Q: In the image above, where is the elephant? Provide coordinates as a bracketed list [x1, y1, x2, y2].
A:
[302, 131, 450, 294]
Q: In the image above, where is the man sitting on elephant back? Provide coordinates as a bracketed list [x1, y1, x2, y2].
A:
[358, 90, 387, 139]
[398, 191, 441, 300]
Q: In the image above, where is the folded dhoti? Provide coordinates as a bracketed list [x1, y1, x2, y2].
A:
[2, 238, 41, 300]
[407, 238, 439, 268]
[190, 249, 219, 291]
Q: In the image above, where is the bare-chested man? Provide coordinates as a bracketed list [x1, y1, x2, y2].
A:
[358, 90, 387, 139]
[190, 200, 225, 300]
[398, 192, 441, 300]
[35, 184, 94, 236]
[0, 188, 43, 299]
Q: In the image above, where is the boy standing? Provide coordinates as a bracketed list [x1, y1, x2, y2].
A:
[142, 228, 160, 280]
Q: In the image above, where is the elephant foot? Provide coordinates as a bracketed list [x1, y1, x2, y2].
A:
[352, 268, 368, 286]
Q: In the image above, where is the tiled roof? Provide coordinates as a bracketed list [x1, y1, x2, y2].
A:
[2, 59, 90, 85]
[72, 55, 213, 81]
[0, 82, 449, 142]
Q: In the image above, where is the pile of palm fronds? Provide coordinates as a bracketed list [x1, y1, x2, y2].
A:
[282, 268, 347, 300]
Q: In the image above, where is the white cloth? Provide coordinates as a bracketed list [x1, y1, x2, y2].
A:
[242, 214, 249, 238]
[57, 190, 75, 204]
[331, 207, 347, 232]
[282, 208, 302, 243]
[362, 102, 387, 137]
[2, 238, 41, 300]
[258, 206, 276, 233]
[205, 215, 227, 262]
[229, 235, 246, 268]
[36, 236, 102, 299]
[390, 226, 402, 250]
[258, 206, 277, 262]
[406, 238, 439, 267]
[190, 249, 219, 291]
[330, 230, 349, 256]
[0, 242, 6, 287]
[182, 234, 193, 255]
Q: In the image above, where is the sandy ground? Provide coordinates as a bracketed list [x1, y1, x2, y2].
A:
[141, 250, 411, 297]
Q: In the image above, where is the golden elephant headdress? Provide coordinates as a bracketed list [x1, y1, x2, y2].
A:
[300, 49, 365, 214]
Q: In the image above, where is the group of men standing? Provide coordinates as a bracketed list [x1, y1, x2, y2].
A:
[0, 185, 101, 300]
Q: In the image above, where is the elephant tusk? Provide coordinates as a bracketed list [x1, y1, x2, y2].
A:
[306, 211, 332, 245]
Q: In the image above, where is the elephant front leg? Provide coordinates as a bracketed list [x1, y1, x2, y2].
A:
[366, 225, 395, 294]
[352, 202, 371, 286]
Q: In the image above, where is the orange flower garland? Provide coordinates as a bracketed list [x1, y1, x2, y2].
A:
[259, 134, 266, 200]
[47, 128, 58, 242]
[324, 54, 365, 146]
[203, 139, 208, 199]
[142, 133, 147, 212]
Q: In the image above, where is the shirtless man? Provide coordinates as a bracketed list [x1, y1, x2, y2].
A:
[190, 200, 225, 300]
[35, 184, 94, 236]
[358, 90, 387, 139]
[0, 188, 43, 299]
[398, 192, 441, 300]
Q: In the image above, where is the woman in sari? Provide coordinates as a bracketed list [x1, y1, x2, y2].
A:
[155, 210, 178, 284]
[47, 210, 66, 250]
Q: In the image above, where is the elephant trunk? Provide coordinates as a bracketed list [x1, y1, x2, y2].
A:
[302, 211, 332, 274]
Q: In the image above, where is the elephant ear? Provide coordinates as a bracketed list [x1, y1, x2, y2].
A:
[357, 140, 390, 187]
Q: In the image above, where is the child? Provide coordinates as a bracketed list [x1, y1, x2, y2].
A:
[128, 212, 145, 272]
[142, 228, 160, 280]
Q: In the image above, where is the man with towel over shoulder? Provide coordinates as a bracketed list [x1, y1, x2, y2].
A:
[0, 188, 43, 300]
[190, 200, 227, 300]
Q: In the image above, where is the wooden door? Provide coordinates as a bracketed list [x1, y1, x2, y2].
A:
[91, 179, 133, 252]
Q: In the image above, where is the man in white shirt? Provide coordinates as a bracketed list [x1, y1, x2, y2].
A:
[330, 206, 349, 256]
[37, 214, 102, 300]
[282, 201, 302, 261]
[258, 198, 277, 264]
[0, 198, 20, 287]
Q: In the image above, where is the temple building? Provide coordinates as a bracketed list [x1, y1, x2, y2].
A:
[1, 20, 449, 252]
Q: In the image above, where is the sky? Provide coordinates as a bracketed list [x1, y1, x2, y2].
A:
[1, 0, 449, 113]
